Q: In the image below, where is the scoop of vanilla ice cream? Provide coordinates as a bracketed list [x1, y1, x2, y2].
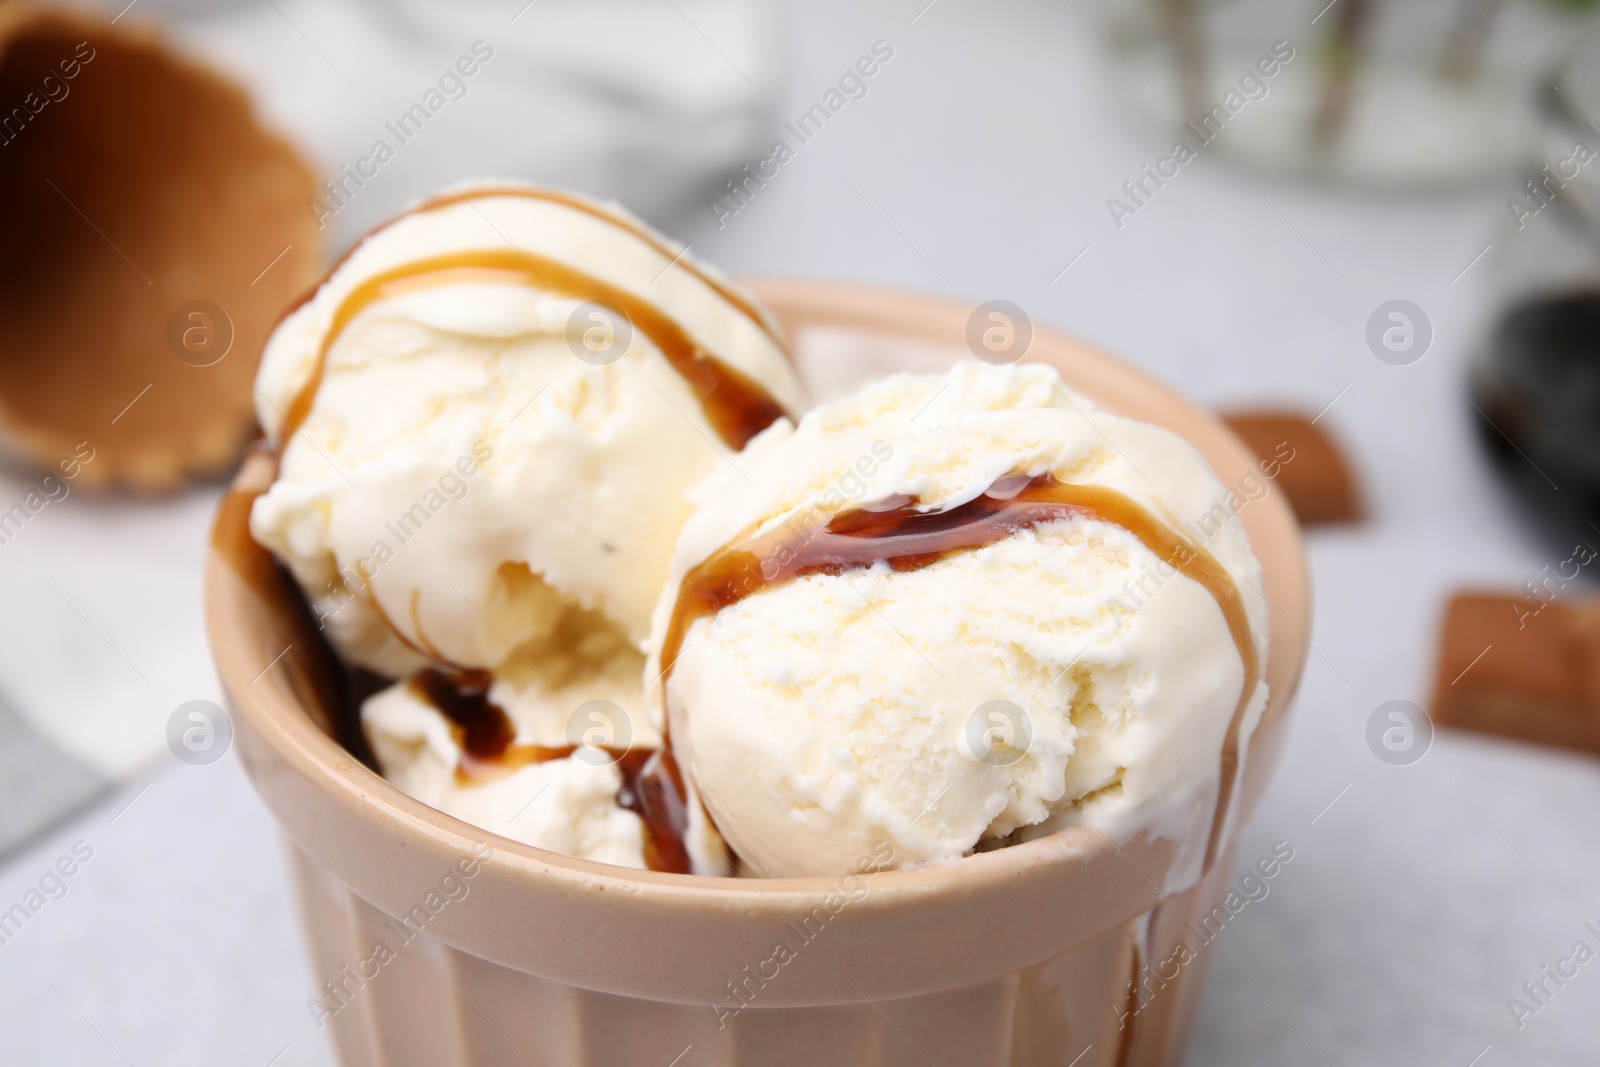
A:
[361, 661, 730, 873]
[364, 677, 656, 869]
[250, 182, 804, 680]
[646, 361, 1270, 880]
[250, 182, 795, 875]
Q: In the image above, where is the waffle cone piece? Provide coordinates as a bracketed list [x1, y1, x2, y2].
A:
[0, 4, 320, 491]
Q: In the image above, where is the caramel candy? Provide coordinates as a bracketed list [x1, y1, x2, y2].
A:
[1429, 592, 1600, 754]
[1222, 411, 1363, 527]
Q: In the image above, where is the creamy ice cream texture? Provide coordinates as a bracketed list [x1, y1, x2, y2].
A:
[249, 182, 803, 873]
[647, 360, 1270, 881]
[248, 181, 1267, 883]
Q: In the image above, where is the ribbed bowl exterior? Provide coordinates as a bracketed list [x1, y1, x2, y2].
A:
[289, 838, 1239, 1067]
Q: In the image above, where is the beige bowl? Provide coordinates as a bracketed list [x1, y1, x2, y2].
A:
[206, 279, 1310, 1067]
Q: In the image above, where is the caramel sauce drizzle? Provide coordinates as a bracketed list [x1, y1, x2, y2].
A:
[280, 252, 786, 453]
[657, 472, 1260, 872]
[411, 668, 693, 875]
[280, 186, 786, 350]
[211, 450, 384, 769]
[408, 184, 785, 351]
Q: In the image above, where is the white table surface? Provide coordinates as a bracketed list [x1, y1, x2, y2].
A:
[3, 1, 1597, 1065]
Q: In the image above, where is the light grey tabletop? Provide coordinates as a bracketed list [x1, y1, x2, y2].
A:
[2, 1, 1596, 1065]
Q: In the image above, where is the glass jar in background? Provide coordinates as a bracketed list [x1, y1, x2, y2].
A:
[1470, 27, 1600, 541]
[1101, 0, 1598, 187]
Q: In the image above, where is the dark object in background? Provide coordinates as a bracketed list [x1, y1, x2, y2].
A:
[1221, 410, 1364, 526]
[1469, 291, 1600, 542]
[1430, 590, 1600, 756]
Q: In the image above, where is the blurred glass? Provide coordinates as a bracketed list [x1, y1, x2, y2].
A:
[1470, 26, 1600, 539]
[1103, 0, 1597, 187]
[1488, 27, 1600, 302]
